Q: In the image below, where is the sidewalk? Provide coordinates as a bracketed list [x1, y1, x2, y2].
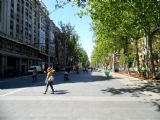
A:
[110, 72, 160, 100]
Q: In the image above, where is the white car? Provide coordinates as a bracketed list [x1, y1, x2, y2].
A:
[27, 66, 42, 74]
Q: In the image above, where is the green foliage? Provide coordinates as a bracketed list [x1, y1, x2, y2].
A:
[59, 22, 89, 66]
[71, 1, 160, 67]
[58, 1, 160, 70]
[119, 52, 136, 67]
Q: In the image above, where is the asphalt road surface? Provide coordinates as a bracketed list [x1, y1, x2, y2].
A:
[0, 71, 160, 120]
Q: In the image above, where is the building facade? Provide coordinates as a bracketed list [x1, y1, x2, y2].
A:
[0, 0, 57, 77]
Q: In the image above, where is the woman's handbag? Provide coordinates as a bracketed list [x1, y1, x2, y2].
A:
[48, 76, 54, 82]
[45, 76, 54, 83]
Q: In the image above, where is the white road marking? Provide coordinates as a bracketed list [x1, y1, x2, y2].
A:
[0, 88, 27, 97]
[0, 96, 152, 102]
[0, 82, 43, 97]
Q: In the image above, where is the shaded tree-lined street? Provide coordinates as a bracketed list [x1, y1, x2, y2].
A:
[0, 71, 160, 120]
[1, 1, 160, 119]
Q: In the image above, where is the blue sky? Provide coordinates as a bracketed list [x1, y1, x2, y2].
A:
[42, 0, 94, 61]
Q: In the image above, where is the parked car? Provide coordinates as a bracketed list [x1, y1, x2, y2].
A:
[27, 66, 42, 74]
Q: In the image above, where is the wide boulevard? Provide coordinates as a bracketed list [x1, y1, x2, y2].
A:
[0, 70, 160, 120]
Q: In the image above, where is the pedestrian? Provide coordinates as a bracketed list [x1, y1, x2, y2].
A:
[104, 67, 110, 78]
[44, 67, 55, 94]
[142, 65, 149, 79]
[32, 68, 37, 82]
[91, 67, 93, 72]
[76, 65, 79, 74]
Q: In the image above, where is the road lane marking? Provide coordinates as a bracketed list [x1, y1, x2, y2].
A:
[0, 96, 153, 102]
[0, 88, 27, 97]
[0, 82, 43, 97]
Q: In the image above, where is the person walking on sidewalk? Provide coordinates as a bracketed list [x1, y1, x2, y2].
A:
[44, 67, 55, 94]
[32, 68, 37, 83]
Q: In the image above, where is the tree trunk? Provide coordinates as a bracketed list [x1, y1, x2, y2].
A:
[148, 34, 155, 76]
[148, 28, 160, 77]
[135, 39, 140, 73]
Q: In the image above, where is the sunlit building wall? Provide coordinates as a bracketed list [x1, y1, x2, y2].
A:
[0, 0, 58, 77]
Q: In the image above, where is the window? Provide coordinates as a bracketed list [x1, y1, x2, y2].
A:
[17, 7, 20, 12]
[25, 21, 28, 26]
[26, 2, 29, 8]
[10, 13, 14, 19]
[16, 18, 19, 22]
[29, 6, 32, 10]
[28, 34, 31, 40]
[25, 11, 28, 16]
[17, 13, 19, 18]
[21, 47, 25, 54]
[10, 25, 13, 30]
[16, 24, 19, 33]
[7, 43, 13, 50]
[0, 40, 2, 49]
[10, 31, 13, 36]
[25, 31, 28, 39]
[29, 15, 32, 19]
[10, 20, 13, 25]
[15, 45, 20, 53]
[10, 8, 14, 13]
[11, 0, 14, 7]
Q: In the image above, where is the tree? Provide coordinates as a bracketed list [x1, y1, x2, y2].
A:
[59, 22, 89, 67]
[57, 1, 160, 75]
[70, 1, 160, 73]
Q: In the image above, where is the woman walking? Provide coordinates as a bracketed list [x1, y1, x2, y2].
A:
[44, 67, 55, 94]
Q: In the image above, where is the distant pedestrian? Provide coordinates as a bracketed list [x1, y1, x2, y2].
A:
[32, 68, 37, 82]
[44, 67, 55, 94]
[65, 66, 70, 73]
[142, 65, 149, 79]
[76, 65, 79, 74]
[91, 67, 93, 72]
[104, 67, 110, 78]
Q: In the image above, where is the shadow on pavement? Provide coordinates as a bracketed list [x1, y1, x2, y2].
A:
[152, 102, 160, 112]
[101, 83, 160, 96]
[64, 71, 122, 83]
[54, 90, 69, 95]
[0, 71, 122, 90]
[101, 82, 160, 100]
[101, 84, 160, 112]
[0, 74, 46, 90]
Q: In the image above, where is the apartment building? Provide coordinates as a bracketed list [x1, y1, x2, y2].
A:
[0, 0, 56, 77]
[48, 20, 56, 67]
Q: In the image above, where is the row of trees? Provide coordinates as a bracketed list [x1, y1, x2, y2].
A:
[65, 0, 160, 76]
[59, 22, 90, 68]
